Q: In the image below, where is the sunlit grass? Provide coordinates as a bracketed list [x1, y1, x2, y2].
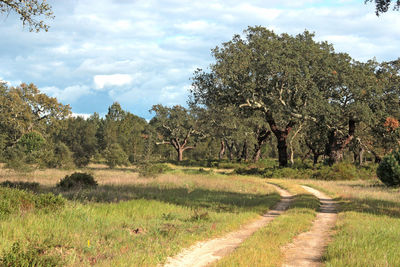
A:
[304, 179, 400, 266]
[0, 166, 280, 266]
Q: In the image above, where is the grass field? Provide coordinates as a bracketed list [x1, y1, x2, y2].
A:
[1, 164, 399, 266]
[0, 165, 280, 266]
[305, 180, 400, 267]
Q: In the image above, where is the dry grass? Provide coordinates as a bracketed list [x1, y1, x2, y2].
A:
[0, 164, 272, 196]
[305, 179, 400, 202]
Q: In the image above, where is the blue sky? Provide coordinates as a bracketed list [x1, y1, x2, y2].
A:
[0, 0, 399, 119]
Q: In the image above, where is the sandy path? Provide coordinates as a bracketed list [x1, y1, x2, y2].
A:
[163, 185, 293, 267]
[282, 185, 337, 267]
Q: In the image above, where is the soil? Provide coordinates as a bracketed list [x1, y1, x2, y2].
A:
[163, 184, 293, 267]
[282, 185, 337, 267]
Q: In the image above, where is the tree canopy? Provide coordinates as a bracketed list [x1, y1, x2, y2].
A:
[365, 0, 400, 15]
[0, 0, 53, 32]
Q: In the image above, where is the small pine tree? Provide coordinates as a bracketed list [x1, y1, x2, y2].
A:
[104, 143, 129, 168]
[377, 150, 400, 187]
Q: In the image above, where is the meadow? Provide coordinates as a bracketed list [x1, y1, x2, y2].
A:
[0, 163, 399, 266]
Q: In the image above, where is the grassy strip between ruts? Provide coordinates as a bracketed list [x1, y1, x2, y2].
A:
[212, 179, 320, 267]
[0, 172, 280, 266]
[301, 180, 400, 267]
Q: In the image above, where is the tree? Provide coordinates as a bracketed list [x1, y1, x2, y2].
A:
[57, 117, 97, 167]
[191, 27, 337, 167]
[0, 0, 54, 32]
[104, 143, 129, 168]
[0, 82, 71, 148]
[150, 104, 200, 161]
[101, 102, 147, 162]
[365, 0, 400, 15]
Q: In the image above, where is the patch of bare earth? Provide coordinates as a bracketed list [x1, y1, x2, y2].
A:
[163, 185, 293, 267]
[282, 185, 337, 267]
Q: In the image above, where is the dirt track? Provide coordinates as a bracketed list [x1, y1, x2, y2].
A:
[163, 184, 293, 267]
[282, 185, 337, 267]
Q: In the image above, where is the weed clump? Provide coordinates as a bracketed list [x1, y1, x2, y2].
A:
[377, 150, 400, 187]
[138, 163, 172, 177]
[56, 172, 98, 190]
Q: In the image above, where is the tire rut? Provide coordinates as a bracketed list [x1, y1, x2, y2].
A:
[163, 184, 293, 267]
[282, 185, 337, 267]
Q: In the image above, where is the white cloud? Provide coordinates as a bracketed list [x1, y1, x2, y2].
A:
[1, 0, 399, 119]
[93, 74, 133, 89]
[0, 78, 21, 87]
[71, 113, 92, 119]
[41, 85, 91, 103]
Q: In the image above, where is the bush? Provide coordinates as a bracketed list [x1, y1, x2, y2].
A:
[0, 187, 65, 220]
[138, 163, 172, 177]
[377, 150, 400, 187]
[313, 162, 360, 180]
[0, 180, 39, 191]
[56, 172, 98, 190]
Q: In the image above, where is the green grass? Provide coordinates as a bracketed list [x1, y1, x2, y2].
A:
[325, 212, 400, 267]
[303, 180, 400, 267]
[0, 171, 280, 266]
[213, 181, 320, 267]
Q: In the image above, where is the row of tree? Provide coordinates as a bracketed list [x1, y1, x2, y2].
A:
[1, 27, 399, 169]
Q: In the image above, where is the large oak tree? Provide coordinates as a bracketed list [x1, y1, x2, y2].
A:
[191, 27, 337, 167]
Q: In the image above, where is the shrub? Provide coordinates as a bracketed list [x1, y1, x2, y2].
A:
[0, 180, 39, 191]
[377, 150, 400, 187]
[312, 162, 359, 180]
[0, 241, 61, 267]
[0, 187, 65, 220]
[138, 163, 172, 177]
[56, 172, 98, 190]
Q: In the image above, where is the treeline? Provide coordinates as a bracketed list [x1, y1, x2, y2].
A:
[1, 27, 399, 170]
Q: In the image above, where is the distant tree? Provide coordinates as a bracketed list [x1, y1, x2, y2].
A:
[101, 102, 147, 162]
[57, 117, 97, 167]
[0, 0, 54, 32]
[365, 0, 400, 15]
[150, 104, 200, 161]
[104, 143, 129, 168]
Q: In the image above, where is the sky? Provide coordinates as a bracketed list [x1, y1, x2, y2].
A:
[0, 0, 399, 119]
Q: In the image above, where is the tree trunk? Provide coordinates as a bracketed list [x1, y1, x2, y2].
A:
[219, 139, 225, 160]
[253, 129, 271, 162]
[371, 151, 381, 163]
[240, 140, 249, 162]
[326, 119, 356, 165]
[177, 148, 183, 161]
[313, 153, 320, 165]
[225, 140, 235, 161]
[359, 147, 364, 166]
[265, 111, 294, 167]
[277, 137, 289, 167]
[289, 124, 303, 165]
